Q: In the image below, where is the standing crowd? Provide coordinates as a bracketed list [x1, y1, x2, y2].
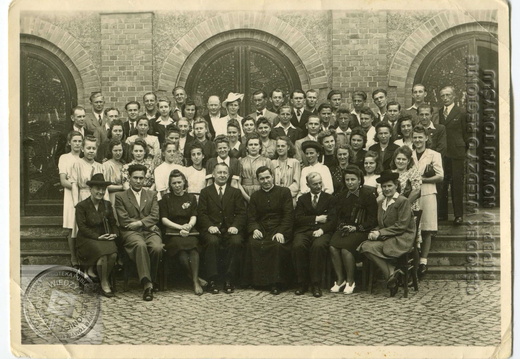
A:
[58, 84, 468, 300]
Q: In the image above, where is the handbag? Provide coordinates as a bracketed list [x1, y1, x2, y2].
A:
[423, 163, 436, 178]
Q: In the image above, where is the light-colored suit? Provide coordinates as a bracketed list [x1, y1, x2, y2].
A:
[85, 111, 109, 145]
[248, 109, 278, 127]
[115, 188, 163, 283]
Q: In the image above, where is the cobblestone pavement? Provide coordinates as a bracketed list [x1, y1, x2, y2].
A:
[20, 266, 501, 347]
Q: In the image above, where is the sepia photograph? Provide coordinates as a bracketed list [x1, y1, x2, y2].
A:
[8, 0, 512, 358]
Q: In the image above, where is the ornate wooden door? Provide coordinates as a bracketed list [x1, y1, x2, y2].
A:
[186, 39, 302, 115]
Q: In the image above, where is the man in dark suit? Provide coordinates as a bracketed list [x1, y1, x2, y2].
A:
[438, 86, 468, 224]
[372, 88, 388, 125]
[177, 118, 194, 163]
[56, 106, 94, 159]
[368, 122, 399, 170]
[305, 89, 319, 115]
[85, 92, 108, 145]
[382, 101, 401, 141]
[115, 164, 163, 301]
[290, 89, 312, 136]
[204, 95, 225, 140]
[293, 172, 336, 297]
[403, 84, 440, 125]
[198, 163, 247, 294]
[271, 105, 303, 143]
[123, 101, 141, 139]
[417, 104, 447, 156]
[268, 88, 285, 114]
[171, 86, 187, 122]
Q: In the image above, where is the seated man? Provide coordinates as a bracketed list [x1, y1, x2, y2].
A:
[115, 164, 163, 301]
[242, 166, 294, 295]
[198, 163, 247, 294]
[293, 172, 336, 297]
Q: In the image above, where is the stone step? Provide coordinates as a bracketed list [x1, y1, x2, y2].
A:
[424, 266, 500, 280]
[430, 235, 500, 251]
[21, 236, 69, 251]
[427, 250, 499, 267]
[21, 249, 71, 266]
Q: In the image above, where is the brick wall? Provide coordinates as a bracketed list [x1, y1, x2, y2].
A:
[100, 12, 154, 111]
[331, 11, 388, 108]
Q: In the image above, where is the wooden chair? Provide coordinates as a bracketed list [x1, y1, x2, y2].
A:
[364, 210, 422, 297]
[119, 249, 166, 292]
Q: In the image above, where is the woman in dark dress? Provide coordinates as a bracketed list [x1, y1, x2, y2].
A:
[159, 169, 204, 295]
[75, 173, 118, 297]
[329, 165, 378, 294]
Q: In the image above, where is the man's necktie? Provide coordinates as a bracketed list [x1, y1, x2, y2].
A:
[219, 186, 223, 202]
[443, 107, 449, 118]
[98, 114, 102, 126]
[312, 194, 318, 209]
[257, 111, 262, 117]
[297, 109, 301, 117]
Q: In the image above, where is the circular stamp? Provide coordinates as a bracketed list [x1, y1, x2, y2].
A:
[22, 266, 101, 343]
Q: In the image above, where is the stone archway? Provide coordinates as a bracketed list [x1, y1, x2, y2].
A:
[20, 16, 101, 104]
[387, 10, 498, 106]
[157, 12, 328, 93]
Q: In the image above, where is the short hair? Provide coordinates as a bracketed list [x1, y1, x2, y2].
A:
[245, 132, 261, 148]
[364, 150, 383, 175]
[359, 106, 375, 119]
[107, 139, 124, 161]
[168, 169, 189, 191]
[255, 165, 272, 178]
[255, 117, 272, 129]
[412, 124, 428, 135]
[83, 135, 97, 147]
[136, 117, 150, 127]
[307, 114, 321, 124]
[213, 162, 229, 173]
[227, 119, 241, 132]
[344, 165, 365, 186]
[241, 116, 256, 128]
[352, 91, 367, 101]
[108, 119, 125, 140]
[71, 105, 86, 116]
[188, 141, 204, 155]
[317, 130, 336, 145]
[386, 101, 401, 111]
[327, 89, 342, 100]
[193, 118, 208, 131]
[396, 114, 414, 138]
[336, 143, 352, 159]
[349, 127, 367, 147]
[306, 171, 322, 184]
[131, 138, 149, 157]
[274, 136, 296, 159]
[143, 92, 157, 101]
[89, 91, 103, 102]
[440, 85, 455, 94]
[412, 83, 427, 93]
[128, 164, 147, 177]
[166, 126, 181, 136]
[337, 108, 350, 115]
[317, 103, 333, 113]
[290, 89, 306, 99]
[391, 145, 415, 170]
[157, 98, 171, 106]
[182, 99, 198, 117]
[278, 104, 292, 114]
[67, 130, 83, 143]
[206, 95, 220, 103]
[306, 89, 318, 96]
[270, 88, 284, 98]
[214, 134, 230, 146]
[252, 90, 268, 99]
[104, 107, 120, 116]
[125, 100, 141, 110]
[374, 121, 393, 142]
[371, 88, 387, 99]
[161, 140, 177, 152]
[172, 86, 186, 95]
[416, 103, 434, 115]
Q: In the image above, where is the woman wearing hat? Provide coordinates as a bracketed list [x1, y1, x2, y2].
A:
[299, 140, 334, 196]
[358, 169, 416, 296]
[75, 173, 118, 297]
[221, 93, 245, 136]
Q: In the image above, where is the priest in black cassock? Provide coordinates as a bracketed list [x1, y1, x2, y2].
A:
[242, 166, 294, 295]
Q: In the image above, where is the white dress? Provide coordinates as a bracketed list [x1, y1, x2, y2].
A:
[184, 166, 207, 196]
[58, 153, 80, 229]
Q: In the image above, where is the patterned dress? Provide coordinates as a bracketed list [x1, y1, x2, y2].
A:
[121, 158, 156, 189]
[272, 158, 301, 205]
[394, 167, 422, 211]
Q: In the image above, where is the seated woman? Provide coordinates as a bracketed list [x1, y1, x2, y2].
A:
[75, 173, 118, 297]
[329, 166, 378, 294]
[271, 136, 301, 207]
[121, 138, 156, 191]
[358, 170, 416, 296]
[159, 169, 204, 295]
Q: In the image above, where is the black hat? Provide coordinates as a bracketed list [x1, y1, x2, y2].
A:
[376, 169, 400, 184]
[302, 140, 322, 154]
[86, 173, 112, 187]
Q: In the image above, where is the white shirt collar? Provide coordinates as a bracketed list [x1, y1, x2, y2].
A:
[73, 125, 84, 134]
[274, 122, 297, 130]
[444, 103, 455, 114]
[218, 156, 230, 166]
[382, 192, 399, 211]
[307, 134, 318, 141]
[131, 188, 142, 203]
[427, 122, 436, 130]
[214, 183, 227, 193]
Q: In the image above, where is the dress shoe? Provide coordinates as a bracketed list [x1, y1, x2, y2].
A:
[152, 282, 160, 292]
[294, 284, 307, 295]
[418, 264, 428, 279]
[312, 286, 322, 298]
[223, 281, 234, 294]
[330, 280, 347, 293]
[389, 284, 399, 297]
[270, 286, 281, 295]
[454, 217, 463, 225]
[343, 282, 356, 294]
[100, 288, 115, 298]
[207, 281, 220, 294]
[386, 270, 401, 289]
[143, 287, 153, 301]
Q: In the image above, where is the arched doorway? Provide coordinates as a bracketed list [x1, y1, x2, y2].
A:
[186, 38, 302, 115]
[21, 42, 78, 215]
[414, 32, 499, 207]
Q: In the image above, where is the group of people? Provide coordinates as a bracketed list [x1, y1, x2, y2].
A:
[58, 83, 468, 300]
